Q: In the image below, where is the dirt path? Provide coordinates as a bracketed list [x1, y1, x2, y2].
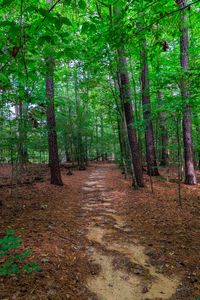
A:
[81, 165, 179, 300]
[1, 162, 199, 299]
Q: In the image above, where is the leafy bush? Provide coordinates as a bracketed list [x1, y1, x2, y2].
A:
[0, 229, 41, 276]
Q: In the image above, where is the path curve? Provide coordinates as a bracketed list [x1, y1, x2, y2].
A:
[81, 165, 179, 300]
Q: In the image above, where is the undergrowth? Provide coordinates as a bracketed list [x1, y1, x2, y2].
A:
[0, 229, 41, 276]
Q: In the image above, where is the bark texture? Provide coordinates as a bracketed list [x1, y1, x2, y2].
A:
[176, 0, 196, 184]
[140, 39, 159, 176]
[46, 57, 63, 186]
[158, 91, 168, 166]
[74, 67, 85, 170]
[113, 4, 144, 187]
[117, 49, 144, 187]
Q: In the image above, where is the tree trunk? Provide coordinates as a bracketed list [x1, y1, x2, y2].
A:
[84, 82, 89, 166]
[46, 57, 63, 186]
[117, 116, 124, 166]
[117, 49, 144, 187]
[100, 114, 104, 160]
[113, 4, 144, 187]
[158, 91, 168, 166]
[17, 102, 28, 165]
[176, 0, 196, 184]
[113, 77, 131, 172]
[140, 38, 159, 176]
[117, 113, 131, 172]
[74, 66, 85, 170]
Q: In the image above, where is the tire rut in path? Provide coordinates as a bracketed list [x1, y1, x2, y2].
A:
[82, 165, 179, 300]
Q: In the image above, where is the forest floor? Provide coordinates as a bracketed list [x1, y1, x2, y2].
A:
[0, 162, 200, 300]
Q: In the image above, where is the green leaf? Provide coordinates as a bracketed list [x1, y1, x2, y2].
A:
[61, 17, 72, 26]
[0, 73, 9, 88]
[81, 22, 89, 33]
[0, 263, 20, 276]
[1, 0, 14, 7]
[55, 18, 63, 30]
[78, 0, 86, 10]
[23, 262, 41, 273]
[26, 4, 38, 13]
[38, 35, 53, 44]
[6, 229, 15, 236]
[14, 249, 32, 263]
[38, 8, 49, 17]
[81, 22, 96, 34]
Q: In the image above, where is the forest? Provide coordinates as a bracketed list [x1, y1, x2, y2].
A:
[0, 0, 200, 299]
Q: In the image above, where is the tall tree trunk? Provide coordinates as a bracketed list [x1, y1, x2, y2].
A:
[140, 38, 159, 176]
[67, 79, 74, 165]
[176, 0, 196, 184]
[46, 57, 63, 186]
[158, 91, 168, 166]
[113, 77, 131, 172]
[74, 66, 85, 170]
[118, 113, 131, 172]
[96, 117, 100, 161]
[117, 49, 144, 187]
[113, 4, 144, 187]
[84, 81, 89, 165]
[100, 114, 104, 160]
[117, 115, 124, 165]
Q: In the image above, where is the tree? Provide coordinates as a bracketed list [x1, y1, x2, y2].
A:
[158, 91, 168, 166]
[175, 0, 197, 184]
[114, 5, 144, 188]
[46, 57, 63, 186]
[140, 31, 159, 176]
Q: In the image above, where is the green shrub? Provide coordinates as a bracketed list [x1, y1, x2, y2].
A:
[0, 229, 41, 276]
